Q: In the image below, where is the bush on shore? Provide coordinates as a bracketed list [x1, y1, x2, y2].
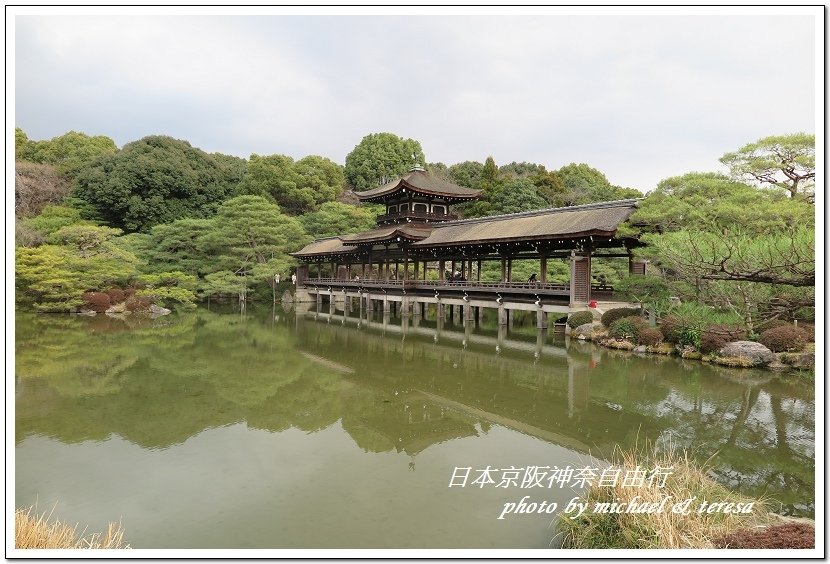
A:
[608, 316, 648, 342]
[700, 324, 747, 354]
[568, 310, 595, 329]
[759, 325, 808, 353]
[601, 307, 642, 328]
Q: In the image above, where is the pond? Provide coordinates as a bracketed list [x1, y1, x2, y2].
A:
[14, 305, 815, 549]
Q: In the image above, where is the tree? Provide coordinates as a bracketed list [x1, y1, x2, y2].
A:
[344, 133, 425, 191]
[556, 163, 614, 205]
[499, 161, 547, 179]
[530, 170, 567, 207]
[236, 154, 343, 215]
[426, 162, 449, 179]
[486, 178, 548, 215]
[480, 156, 500, 189]
[630, 172, 811, 234]
[15, 127, 29, 160]
[16, 225, 139, 311]
[15, 161, 72, 217]
[19, 130, 118, 176]
[299, 202, 378, 239]
[144, 218, 217, 276]
[628, 171, 815, 329]
[448, 161, 484, 188]
[720, 133, 815, 198]
[71, 135, 240, 232]
[293, 155, 345, 210]
[199, 196, 309, 301]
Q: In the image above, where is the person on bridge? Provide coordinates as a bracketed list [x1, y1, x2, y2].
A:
[528, 273, 538, 284]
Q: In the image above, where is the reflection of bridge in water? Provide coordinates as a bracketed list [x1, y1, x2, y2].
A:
[296, 312, 815, 517]
[298, 311, 650, 459]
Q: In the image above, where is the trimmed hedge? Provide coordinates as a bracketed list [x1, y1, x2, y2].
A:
[125, 295, 153, 312]
[637, 327, 662, 346]
[609, 316, 648, 341]
[799, 324, 815, 342]
[601, 307, 642, 328]
[568, 310, 595, 329]
[659, 315, 683, 343]
[700, 324, 747, 354]
[759, 325, 808, 353]
[106, 287, 125, 304]
[82, 291, 111, 313]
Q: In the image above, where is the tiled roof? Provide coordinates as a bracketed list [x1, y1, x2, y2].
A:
[339, 223, 433, 244]
[411, 200, 639, 247]
[291, 237, 359, 257]
[292, 200, 640, 258]
[356, 169, 482, 201]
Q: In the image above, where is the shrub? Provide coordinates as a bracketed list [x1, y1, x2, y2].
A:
[568, 310, 594, 329]
[756, 319, 791, 333]
[123, 287, 137, 300]
[601, 307, 642, 327]
[609, 316, 648, 342]
[759, 326, 808, 353]
[700, 324, 747, 354]
[82, 291, 111, 313]
[677, 326, 702, 350]
[637, 327, 662, 346]
[659, 315, 683, 343]
[798, 323, 814, 342]
[124, 295, 153, 312]
[105, 287, 125, 304]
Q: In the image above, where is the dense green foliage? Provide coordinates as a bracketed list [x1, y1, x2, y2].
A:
[299, 202, 379, 239]
[600, 307, 642, 328]
[344, 132, 425, 191]
[628, 168, 815, 330]
[567, 310, 594, 329]
[236, 154, 344, 214]
[71, 135, 241, 232]
[14, 127, 815, 328]
[16, 129, 117, 176]
[720, 133, 815, 198]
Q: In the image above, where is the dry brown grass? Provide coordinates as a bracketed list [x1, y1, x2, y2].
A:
[15, 506, 129, 549]
[556, 446, 774, 549]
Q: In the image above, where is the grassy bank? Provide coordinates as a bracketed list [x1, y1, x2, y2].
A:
[555, 448, 774, 549]
[15, 507, 128, 549]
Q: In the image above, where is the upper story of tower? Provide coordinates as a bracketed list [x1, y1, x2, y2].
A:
[356, 167, 482, 226]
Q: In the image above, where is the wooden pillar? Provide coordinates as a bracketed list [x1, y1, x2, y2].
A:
[570, 254, 592, 305]
[332, 261, 336, 280]
[501, 258, 506, 282]
[507, 258, 513, 282]
[451, 260, 456, 277]
[537, 310, 548, 329]
[367, 249, 373, 279]
[540, 256, 547, 283]
[498, 306, 508, 326]
[439, 260, 446, 281]
[395, 260, 400, 280]
[317, 263, 321, 280]
[467, 260, 473, 281]
[476, 259, 482, 282]
[414, 259, 419, 281]
[404, 252, 409, 282]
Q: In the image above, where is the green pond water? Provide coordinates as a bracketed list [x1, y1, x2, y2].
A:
[14, 305, 815, 549]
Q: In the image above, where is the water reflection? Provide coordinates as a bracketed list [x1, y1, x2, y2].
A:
[15, 306, 815, 518]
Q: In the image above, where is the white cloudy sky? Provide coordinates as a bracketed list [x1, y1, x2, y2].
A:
[11, 8, 820, 192]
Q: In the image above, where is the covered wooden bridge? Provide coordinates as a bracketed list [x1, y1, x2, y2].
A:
[291, 168, 645, 325]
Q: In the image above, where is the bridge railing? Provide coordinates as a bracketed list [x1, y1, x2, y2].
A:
[303, 277, 614, 295]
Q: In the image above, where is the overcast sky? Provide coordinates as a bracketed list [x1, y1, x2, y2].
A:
[12, 8, 819, 192]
